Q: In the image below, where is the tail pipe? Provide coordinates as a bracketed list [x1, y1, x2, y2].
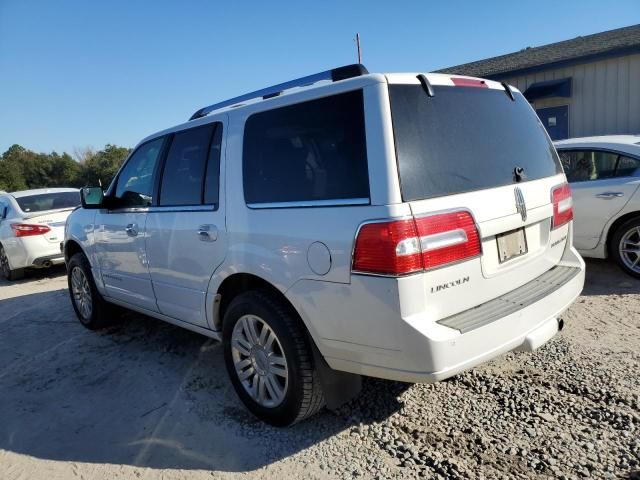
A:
[557, 317, 564, 331]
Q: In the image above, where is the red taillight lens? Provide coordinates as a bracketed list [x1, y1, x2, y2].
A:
[352, 219, 423, 275]
[415, 211, 481, 270]
[11, 223, 51, 237]
[352, 211, 481, 276]
[552, 183, 573, 229]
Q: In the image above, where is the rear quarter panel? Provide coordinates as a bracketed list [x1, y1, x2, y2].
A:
[207, 76, 402, 297]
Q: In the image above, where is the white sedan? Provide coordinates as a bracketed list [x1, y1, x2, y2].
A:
[555, 135, 640, 277]
[0, 188, 80, 280]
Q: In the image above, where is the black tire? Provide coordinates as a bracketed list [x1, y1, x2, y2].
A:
[222, 290, 325, 426]
[0, 244, 24, 281]
[609, 217, 640, 279]
[67, 252, 114, 329]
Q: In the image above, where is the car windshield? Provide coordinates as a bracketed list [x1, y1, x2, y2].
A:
[14, 191, 80, 213]
[389, 84, 563, 201]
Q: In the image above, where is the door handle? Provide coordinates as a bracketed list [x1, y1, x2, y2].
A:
[125, 223, 138, 237]
[197, 224, 218, 241]
[596, 192, 624, 199]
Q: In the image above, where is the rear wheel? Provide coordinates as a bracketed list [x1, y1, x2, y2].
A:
[0, 244, 24, 281]
[222, 291, 325, 426]
[610, 217, 640, 278]
[67, 252, 113, 329]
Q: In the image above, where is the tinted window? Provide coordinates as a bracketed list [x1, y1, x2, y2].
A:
[616, 155, 640, 177]
[389, 85, 562, 201]
[160, 125, 218, 206]
[243, 90, 369, 204]
[115, 137, 164, 207]
[14, 191, 80, 212]
[559, 150, 619, 182]
[204, 124, 223, 205]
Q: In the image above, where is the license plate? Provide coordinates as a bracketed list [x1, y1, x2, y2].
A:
[496, 228, 528, 263]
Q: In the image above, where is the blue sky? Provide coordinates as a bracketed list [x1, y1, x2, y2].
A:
[1, 0, 638, 155]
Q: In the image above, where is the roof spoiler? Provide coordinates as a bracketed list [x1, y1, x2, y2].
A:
[189, 64, 369, 121]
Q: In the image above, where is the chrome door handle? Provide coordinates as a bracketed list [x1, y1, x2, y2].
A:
[197, 224, 218, 241]
[125, 223, 138, 237]
[596, 192, 624, 199]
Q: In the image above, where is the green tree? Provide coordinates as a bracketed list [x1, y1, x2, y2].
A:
[0, 143, 129, 191]
[0, 144, 28, 191]
[76, 144, 129, 187]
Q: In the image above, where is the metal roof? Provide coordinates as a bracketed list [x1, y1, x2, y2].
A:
[436, 24, 640, 79]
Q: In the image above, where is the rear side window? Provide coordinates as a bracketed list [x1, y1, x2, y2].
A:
[243, 90, 369, 205]
[14, 191, 80, 212]
[159, 123, 222, 207]
[389, 85, 562, 201]
[617, 155, 640, 177]
[558, 150, 640, 182]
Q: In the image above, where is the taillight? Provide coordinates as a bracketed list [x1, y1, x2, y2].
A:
[352, 219, 423, 275]
[11, 223, 51, 237]
[415, 211, 481, 270]
[551, 183, 573, 229]
[352, 211, 481, 276]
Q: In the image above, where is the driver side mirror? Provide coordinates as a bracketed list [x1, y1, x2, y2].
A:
[81, 187, 104, 209]
[0, 206, 7, 219]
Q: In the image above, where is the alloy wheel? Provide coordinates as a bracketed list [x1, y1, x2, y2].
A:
[620, 226, 640, 274]
[71, 266, 93, 320]
[231, 314, 289, 408]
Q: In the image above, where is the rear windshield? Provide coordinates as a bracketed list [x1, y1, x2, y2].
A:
[389, 84, 562, 201]
[15, 191, 80, 213]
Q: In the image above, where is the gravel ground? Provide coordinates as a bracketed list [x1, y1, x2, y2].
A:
[0, 259, 638, 480]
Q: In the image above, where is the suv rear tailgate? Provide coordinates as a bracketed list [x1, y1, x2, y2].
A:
[388, 74, 570, 323]
[407, 174, 569, 321]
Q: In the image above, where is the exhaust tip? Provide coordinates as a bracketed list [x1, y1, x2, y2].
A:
[557, 318, 564, 332]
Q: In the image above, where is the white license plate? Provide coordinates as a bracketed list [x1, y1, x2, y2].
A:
[496, 228, 528, 263]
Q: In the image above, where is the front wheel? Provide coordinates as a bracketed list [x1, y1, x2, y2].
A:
[610, 217, 640, 279]
[222, 291, 325, 426]
[67, 252, 113, 329]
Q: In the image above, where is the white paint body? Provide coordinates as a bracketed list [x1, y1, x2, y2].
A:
[65, 72, 585, 383]
[0, 188, 79, 270]
[554, 136, 640, 258]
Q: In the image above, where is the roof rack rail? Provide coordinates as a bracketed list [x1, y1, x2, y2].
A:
[189, 64, 369, 121]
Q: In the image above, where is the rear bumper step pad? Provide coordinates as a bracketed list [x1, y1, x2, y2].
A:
[437, 265, 581, 333]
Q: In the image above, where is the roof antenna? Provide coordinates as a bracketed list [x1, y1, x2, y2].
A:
[355, 33, 362, 64]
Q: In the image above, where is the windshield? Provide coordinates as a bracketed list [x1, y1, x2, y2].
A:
[389, 84, 562, 201]
[15, 191, 80, 213]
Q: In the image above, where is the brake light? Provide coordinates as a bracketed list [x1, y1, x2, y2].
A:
[352, 211, 481, 276]
[551, 183, 573, 229]
[352, 219, 423, 275]
[451, 77, 488, 88]
[415, 211, 481, 269]
[11, 223, 51, 237]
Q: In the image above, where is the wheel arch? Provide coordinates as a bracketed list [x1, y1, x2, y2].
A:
[215, 272, 301, 332]
[605, 210, 640, 257]
[64, 239, 84, 263]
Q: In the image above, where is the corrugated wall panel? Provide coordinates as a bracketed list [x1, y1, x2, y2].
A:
[501, 53, 640, 138]
[630, 54, 640, 132]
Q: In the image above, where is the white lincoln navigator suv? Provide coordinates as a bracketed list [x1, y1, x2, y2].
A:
[64, 65, 585, 426]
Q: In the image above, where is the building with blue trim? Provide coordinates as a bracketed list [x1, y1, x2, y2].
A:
[438, 24, 640, 140]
